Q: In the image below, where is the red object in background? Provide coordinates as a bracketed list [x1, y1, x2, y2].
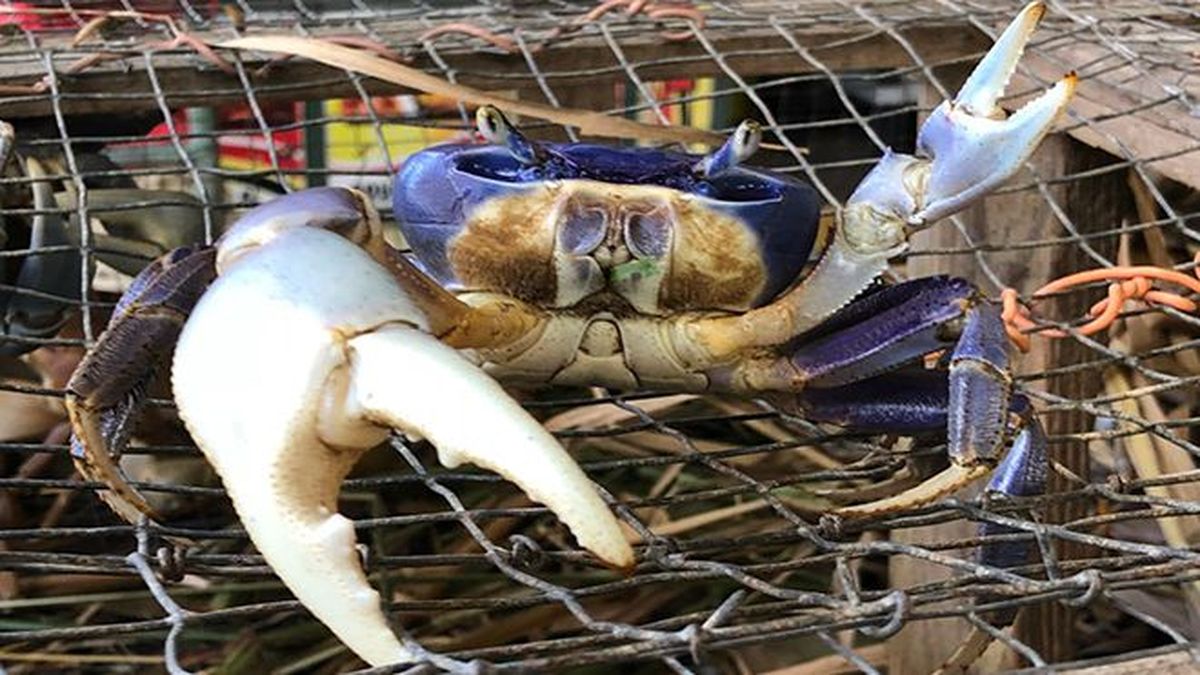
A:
[0, 3, 78, 31]
[0, 2, 220, 32]
[112, 102, 306, 172]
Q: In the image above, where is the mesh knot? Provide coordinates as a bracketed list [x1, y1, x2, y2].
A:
[818, 513, 845, 539]
[155, 544, 187, 583]
[1065, 569, 1104, 608]
[857, 590, 910, 639]
[1106, 473, 1131, 494]
[641, 537, 681, 566]
[507, 534, 546, 571]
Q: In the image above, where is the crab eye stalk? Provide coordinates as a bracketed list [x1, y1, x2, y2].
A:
[475, 105, 546, 166]
[693, 120, 762, 179]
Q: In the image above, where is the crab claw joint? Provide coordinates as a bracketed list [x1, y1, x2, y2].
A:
[171, 202, 633, 666]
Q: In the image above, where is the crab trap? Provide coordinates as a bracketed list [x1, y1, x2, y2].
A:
[0, 1, 1197, 673]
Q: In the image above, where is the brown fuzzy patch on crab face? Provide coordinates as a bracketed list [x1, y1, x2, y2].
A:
[447, 187, 558, 305]
[447, 180, 767, 314]
[661, 198, 766, 312]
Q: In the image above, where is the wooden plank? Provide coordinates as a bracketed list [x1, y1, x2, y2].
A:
[1014, 644, 1200, 675]
[1016, 135, 1132, 667]
[3, 7, 1195, 200]
[0, 22, 992, 119]
[1006, 46, 1200, 192]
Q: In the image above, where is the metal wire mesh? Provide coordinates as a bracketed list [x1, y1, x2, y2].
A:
[0, 0, 1197, 672]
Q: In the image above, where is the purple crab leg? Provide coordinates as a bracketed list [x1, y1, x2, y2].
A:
[716, 276, 974, 392]
[65, 245, 217, 524]
[979, 406, 1047, 571]
[839, 301, 1015, 517]
[791, 373, 1046, 518]
[792, 277, 974, 388]
[796, 374, 1047, 669]
[722, 276, 1024, 517]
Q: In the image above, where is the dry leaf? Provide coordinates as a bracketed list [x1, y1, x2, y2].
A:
[217, 36, 727, 147]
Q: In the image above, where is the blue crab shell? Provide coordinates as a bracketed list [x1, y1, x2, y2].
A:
[393, 139, 823, 313]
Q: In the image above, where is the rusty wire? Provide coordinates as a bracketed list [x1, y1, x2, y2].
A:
[0, 0, 1197, 673]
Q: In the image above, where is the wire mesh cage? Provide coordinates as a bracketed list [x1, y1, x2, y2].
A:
[0, 1, 1197, 673]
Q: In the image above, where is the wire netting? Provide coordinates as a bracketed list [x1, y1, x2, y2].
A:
[0, 0, 1197, 672]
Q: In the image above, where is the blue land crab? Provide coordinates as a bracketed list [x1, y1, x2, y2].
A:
[66, 2, 1073, 667]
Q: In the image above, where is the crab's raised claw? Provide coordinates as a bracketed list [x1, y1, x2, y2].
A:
[65, 244, 217, 524]
[914, 2, 1076, 225]
[844, 2, 1075, 239]
[171, 188, 632, 667]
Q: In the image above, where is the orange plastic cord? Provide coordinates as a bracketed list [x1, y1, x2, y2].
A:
[576, 0, 706, 42]
[417, 23, 520, 53]
[1000, 252, 1200, 352]
[418, 0, 706, 54]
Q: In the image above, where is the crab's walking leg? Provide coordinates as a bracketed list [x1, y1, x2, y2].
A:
[722, 277, 1022, 516]
[841, 298, 1015, 518]
[978, 399, 1047, 572]
[719, 277, 972, 393]
[172, 188, 632, 667]
[796, 375, 1048, 672]
[65, 245, 217, 524]
[790, 373, 1046, 520]
[939, 407, 1048, 673]
[681, 2, 1074, 363]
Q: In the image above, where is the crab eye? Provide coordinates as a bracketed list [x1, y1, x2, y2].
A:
[559, 206, 608, 255]
[624, 209, 671, 259]
[693, 119, 763, 179]
[475, 106, 506, 145]
[732, 121, 762, 164]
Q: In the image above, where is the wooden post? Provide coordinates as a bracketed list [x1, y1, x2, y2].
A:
[889, 69, 1131, 672]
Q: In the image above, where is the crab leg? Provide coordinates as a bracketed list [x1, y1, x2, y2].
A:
[978, 400, 1047, 573]
[683, 2, 1074, 361]
[717, 277, 972, 393]
[788, 371, 1046, 516]
[839, 303, 1015, 517]
[379, 244, 545, 351]
[718, 277, 1023, 516]
[170, 188, 632, 667]
[65, 245, 217, 524]
[795, 375, 1047, 670]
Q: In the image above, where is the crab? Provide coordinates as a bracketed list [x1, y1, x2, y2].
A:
[66, 3, 1073, 668]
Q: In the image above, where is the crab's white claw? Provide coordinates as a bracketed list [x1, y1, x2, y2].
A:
[913, 2, 1075, 225]
[842, 2, 1075, 251]
[954, 1, 1046, 118]
[172, 220, 632, 667]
